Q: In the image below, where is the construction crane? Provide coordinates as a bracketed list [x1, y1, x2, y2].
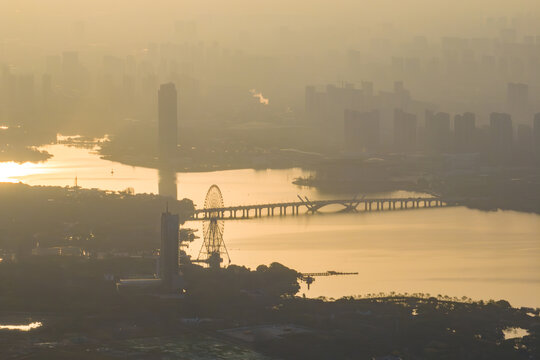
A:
[298, 271, 359, 289]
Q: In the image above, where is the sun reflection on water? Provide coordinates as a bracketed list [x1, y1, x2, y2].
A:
[0, 322, 43, 331]
[0, 162, 48, 183]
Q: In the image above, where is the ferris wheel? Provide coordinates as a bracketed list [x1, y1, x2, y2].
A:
[197, 185, 230, 268]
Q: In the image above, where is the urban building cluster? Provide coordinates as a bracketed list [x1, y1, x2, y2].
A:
[306, 82, 540, 165]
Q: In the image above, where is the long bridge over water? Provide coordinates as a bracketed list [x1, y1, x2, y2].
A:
[191, 196, 462, 220]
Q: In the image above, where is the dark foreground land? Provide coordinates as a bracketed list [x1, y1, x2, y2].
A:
[0, 182, 194, 253]
[0, 258, 538, 360]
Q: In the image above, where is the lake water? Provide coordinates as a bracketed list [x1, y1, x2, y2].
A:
[2, 143, 540, 308]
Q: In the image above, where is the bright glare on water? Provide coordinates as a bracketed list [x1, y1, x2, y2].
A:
[0, 322, 42, 331]
[503, 327, 529, 340]
[0, 161, 51, 183]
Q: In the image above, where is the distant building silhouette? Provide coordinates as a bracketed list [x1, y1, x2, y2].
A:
[507, 82, 528, 116]
[305, 85, 317, 121]
[393, 109, 417, 153]
[15, 74, 35, 125]
[158, 83, 178, 159]
[425, 111, 450, 153]
[516, 124, 533, 156]
[344, 109, 380, 153]
[534, 113, 540, 161]
[361, 81, 374, 97]
[304, 81, 429, 144]
[160, 210, 179, 291]
[41, 74, 52, 101]
[489, 112, 513, 164]
[454, 112, 476, 153]
[62, 51, 80, 90]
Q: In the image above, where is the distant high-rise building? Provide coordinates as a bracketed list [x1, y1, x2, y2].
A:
[160, 210, 179, 291]
[393, 109, 417, 153]
[344, 109, 380, 153]
[41, 74, 52, 100]
[489, 112, 513, 164]
[454, 112, 476, 153]
[305, 85, 316, 121]
[425, 111, 450, 153]
[516, 124, 533, 155]
[158, 83, 178, 159]
[534, 113, 540, 160]
[62, 51, 80, 90]
[15, 74, 35, 125]
[507, 82, 528, 115]
[361, 81, 374, 97]
[62, 51, 79, 73]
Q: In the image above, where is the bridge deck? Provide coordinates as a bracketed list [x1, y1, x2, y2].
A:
[190, 196, 460, 220]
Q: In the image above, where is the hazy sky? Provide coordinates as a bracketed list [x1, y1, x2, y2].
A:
[1, 0, 538, 46]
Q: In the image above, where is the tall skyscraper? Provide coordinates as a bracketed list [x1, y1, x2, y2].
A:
[158, 83, 178, 159]
[393, 109, 417, 153]
[160, 210, 179, 291]
[454, 112, 476, 153]
[489, 112, 513, 164]
[344, 109, 380, 153]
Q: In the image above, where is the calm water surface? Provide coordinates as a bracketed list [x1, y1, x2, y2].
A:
[2, 143, 539, 307]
